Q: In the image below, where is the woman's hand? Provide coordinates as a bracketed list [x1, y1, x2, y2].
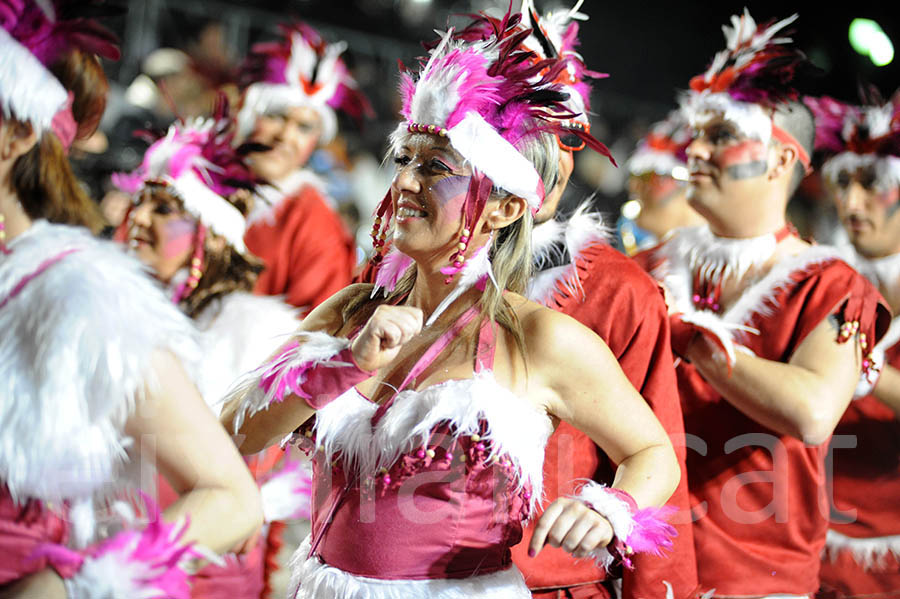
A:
[351, 305, 423, 371]
[529, 497, 613, 559]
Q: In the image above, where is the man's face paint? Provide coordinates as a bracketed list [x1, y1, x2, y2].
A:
[835, 166, 900, 258]
[718, 140, 768, 180]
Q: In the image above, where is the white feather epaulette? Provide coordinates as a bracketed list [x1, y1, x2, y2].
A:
[0, 221, 200, 506]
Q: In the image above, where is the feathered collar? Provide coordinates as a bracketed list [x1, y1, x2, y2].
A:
[299, 372, 552, 515]
[528, 201, 611, 305]
[839, 246, 900, 303]
[246, 169, 326, 227]
[661, 225, 782, 290]
[653, 229, 843, 344]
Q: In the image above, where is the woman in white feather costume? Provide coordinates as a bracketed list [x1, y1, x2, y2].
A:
[116, 100, 309, 598]
[0, 2, 262, 597]
[222, 8, 681, 599]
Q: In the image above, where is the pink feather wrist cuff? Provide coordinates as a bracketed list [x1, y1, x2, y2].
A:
[572, 482, 677, 571]
[228, 332, 375, 432]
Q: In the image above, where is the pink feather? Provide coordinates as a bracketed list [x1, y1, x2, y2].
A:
[373, 248, 414, 295]
[626, 505, 678, 556]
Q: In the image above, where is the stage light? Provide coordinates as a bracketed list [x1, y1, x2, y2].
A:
[849, 18, 894, 67]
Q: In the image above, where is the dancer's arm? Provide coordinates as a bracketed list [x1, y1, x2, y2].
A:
[127, 350, 263, 554]
[527, 308, 679, 558]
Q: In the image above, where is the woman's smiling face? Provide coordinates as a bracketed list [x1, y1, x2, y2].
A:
[128, 186, 197, 283]
[390, 133, 475, 259]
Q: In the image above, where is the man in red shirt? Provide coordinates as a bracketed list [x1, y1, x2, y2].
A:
[636, 12, 890, 598]
[507, 3, 699, 597]
[806, 93, 900, 598]
[236, 23, 370, 314]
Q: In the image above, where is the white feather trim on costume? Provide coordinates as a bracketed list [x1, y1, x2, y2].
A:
[652, 227, 844, 347]
[0, 28, 68, 135]
[527, 202, 612, 305]
[226, 331, 351, 432]
[247, 169, 329, 227]
[259, 454, 312, 523]
[531, 218, 566, 271]
[840, 248, 900, 305]
[288, 535, 532, 599]
[307, 370, 552, 515]
[825, 528, 900, 571]
[0, 221, 199, 516]
[822, 152, 900, 193]
[168, 171, 248, 253]
[193, 292, 300, 416]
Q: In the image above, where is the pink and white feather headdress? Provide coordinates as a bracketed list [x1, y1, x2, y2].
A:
[627, 110, 691, 178]
[113, 99, 263, 254]
[806, 92, 900, 191]
[236, 22, 372, 144]
[682, 9, 811, 171]
[0, 0, 119, 148]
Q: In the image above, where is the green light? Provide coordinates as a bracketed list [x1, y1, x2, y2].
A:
[849, 18, 894, 67]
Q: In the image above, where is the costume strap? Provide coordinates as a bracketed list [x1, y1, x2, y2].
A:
[371, 304, 483, 425]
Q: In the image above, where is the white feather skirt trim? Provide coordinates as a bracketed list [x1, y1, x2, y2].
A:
[0, 221, 200, 509]
[287, 536, 532, 599]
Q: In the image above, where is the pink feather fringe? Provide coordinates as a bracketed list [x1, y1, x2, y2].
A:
[260, 452, 313, 521]
[31, 494, 204, 599]
[258, 341, 308, 402]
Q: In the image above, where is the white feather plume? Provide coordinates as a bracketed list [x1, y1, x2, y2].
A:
[0, 221, 199, 518]
[288, 535, 533, 599]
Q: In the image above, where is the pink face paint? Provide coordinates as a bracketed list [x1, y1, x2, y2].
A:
[430, 175, 471, 209]
[161, 218, 196, 259]
[716, 140, 768, 180]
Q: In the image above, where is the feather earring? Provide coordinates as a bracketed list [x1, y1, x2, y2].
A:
[371, 247, 414, 298]
[428, 234, 497, 327]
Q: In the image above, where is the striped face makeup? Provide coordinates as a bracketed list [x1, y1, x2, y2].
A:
[718, 140, 769, 180]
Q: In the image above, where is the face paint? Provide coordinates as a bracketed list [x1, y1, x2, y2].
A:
[429, 175, 471, 209]
[882, 189, 900, 217]
[161, 217, 196, 258]
[718, 140, 768, 180]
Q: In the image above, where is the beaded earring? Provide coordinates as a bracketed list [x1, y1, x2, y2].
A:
[0, 213, 8, 254]
[172, 224, 206, 304]
[368, 190, 393, 263]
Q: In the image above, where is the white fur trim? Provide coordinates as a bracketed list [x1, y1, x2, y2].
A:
[822, 152, 900, 193]
[679, 311, 756, 365]
[528, 202, 612, 305]
[683, 91, 774, 144]
[531, 218, 566, 271]
[825, 528, 900, 570]
[308, 370, 553, 515]
[288, 535, 532, 599]
[259, 458, 312, 522]
[571, 481, 635, 570]
[246, 169, 328, 227]
[168, 171, 248, 253]
[0, 221, 199, 516]
[193, 292, 300, 415]
[226, 331, 351, 432]
[446, 112, 543, 208]
[652, 227, 844, 347]
[0, 28, 68, 134]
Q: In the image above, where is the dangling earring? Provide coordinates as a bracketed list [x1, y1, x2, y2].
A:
[369, 190, 393, 263]
[0, 213, 8, 254]
[172, 224, 206, 304]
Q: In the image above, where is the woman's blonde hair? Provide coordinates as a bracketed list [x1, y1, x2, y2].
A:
[342, 128, 559, 358]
